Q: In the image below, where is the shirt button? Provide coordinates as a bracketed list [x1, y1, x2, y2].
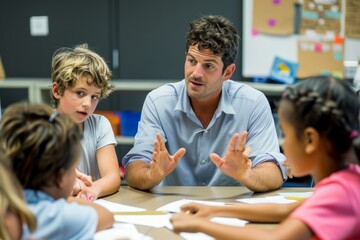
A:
[201, 160, 206, 164]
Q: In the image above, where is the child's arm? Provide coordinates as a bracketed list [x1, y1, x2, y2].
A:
[180, 201, 303, 223]
[171, 213, 312, 240]
[68, 197, 114, 231]
[91, 144, 121, 198]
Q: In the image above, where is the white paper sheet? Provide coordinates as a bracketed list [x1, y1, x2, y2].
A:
[236, 191, 313, 204]
[162, 199, 248, 240]
[94, 199, 146, 212]
[156, 199, 225, 213]
[94, 223, 140, 240]
[174, 217, 248, 240]
[236, 195, 297, 204]
[115, 213, 173, 228]
[180, 232, 214, 240]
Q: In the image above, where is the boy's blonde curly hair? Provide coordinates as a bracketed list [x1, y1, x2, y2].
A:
[50, 43, 115, 107]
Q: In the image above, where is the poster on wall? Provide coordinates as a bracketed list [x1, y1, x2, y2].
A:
[297, 38, 344, 78]
[252, 0, 296, 35]
[301, 0, 341, 35]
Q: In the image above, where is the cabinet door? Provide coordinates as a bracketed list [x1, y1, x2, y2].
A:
[0, 0, 113, 78]
[117, 0, 242, 80]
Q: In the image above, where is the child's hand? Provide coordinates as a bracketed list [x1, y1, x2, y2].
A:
[72, 169, 93, 196]
[170, 212, 205, 233]
[75, 169, 93, 186]
[76, 186, 100, 201]
[72, 179, 91, 196]
[180, 203, 213, 218]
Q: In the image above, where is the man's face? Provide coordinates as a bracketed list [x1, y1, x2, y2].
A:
[184, 45, 230, 103]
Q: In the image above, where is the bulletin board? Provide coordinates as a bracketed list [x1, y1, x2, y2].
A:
[242, 0, 360, 79]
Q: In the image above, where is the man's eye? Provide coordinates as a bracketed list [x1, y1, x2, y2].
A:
[204, 64, 214, 70]
[188, 59, 196, 65]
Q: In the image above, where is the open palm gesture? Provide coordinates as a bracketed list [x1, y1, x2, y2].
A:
[210, 131, 252, 182]
[149, 133, 186, 180]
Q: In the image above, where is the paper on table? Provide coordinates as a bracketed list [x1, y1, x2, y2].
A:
[94, 199, 145, 212]
[156, 199, 225, 213]
[175, 217, 248, 240]
[94, 223, 140, 240]
[115, 213, 173, 228]
[180, 232, 214, 240]
[113, 211, 167, 215]
[96, 199, 172, 228]
[167, 216, 247, 231]
[236, 195, 297, 204]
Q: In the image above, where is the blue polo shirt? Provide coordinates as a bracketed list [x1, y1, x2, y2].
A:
[122, 79, 286, 186]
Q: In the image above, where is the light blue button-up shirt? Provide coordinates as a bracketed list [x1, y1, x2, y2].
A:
[22, 189, 97, 240]
[122, 80, 286, 186]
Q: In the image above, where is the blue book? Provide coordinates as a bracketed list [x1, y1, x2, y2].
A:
[270, 56, 299, 84]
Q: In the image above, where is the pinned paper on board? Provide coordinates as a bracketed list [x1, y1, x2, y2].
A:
[269, 56, 299, 84]
[30, 16, 49, 37]
[252, 0, 296, 35]
[345, 0, 360, 38]
[297, 38, 344, 78]
[301, 0, 341, 34]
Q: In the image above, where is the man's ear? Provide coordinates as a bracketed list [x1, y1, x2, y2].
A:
[52, 82, 61, 99]
[304, 127, 319, 154]
[223, 63, 236, 80]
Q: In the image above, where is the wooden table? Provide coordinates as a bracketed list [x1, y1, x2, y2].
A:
[103, 186, 312, 239]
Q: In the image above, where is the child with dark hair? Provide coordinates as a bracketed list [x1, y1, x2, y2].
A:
[0, 102, 114, 240]
[171, 76, 360, 239]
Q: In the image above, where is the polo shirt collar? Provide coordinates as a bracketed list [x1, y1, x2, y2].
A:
[174, 80, 236, 116]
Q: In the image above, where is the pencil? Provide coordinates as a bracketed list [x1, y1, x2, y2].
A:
[284, 196, 306, 201]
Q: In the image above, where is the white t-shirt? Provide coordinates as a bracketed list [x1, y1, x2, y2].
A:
[78, 114, 117, 180]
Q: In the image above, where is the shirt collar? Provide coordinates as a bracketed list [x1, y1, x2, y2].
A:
[174, 80, 236, 116]
[24, 189, 54, 204]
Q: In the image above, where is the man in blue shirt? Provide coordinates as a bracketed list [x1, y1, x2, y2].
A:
[122, 15, 287, 192]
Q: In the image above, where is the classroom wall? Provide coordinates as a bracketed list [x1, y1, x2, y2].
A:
[0, 0, 113, 78]
[242, 0, 360, 79]
[0, 1, 245, 164]
[0, 0, 243, 80]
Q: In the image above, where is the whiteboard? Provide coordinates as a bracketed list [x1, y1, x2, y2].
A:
[242, 0, 360, 78]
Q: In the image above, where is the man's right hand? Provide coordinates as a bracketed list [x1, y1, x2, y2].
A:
[149, 133, 186, 182]
[125, 133, 186, 190]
